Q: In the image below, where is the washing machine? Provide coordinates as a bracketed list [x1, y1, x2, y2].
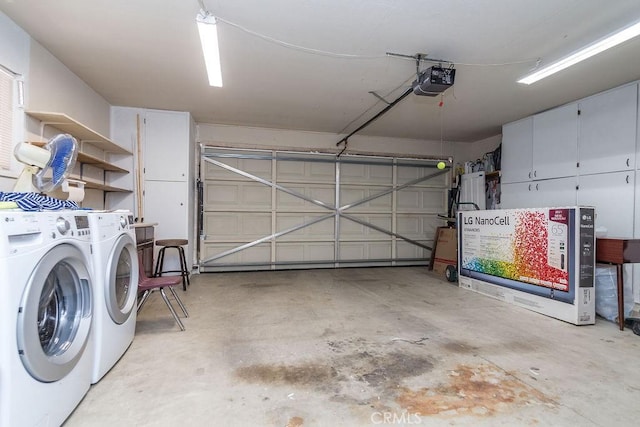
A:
[0, 211, 94, 427]
[87, 211, 138, 384]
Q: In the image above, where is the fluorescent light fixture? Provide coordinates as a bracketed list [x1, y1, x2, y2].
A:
[196, 9, 223, 87]
[518, 20, 640, 85]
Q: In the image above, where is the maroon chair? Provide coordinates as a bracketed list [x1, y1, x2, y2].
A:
[137, 254, 189, 331]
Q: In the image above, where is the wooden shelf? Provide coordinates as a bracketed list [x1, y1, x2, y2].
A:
[77, 151, 128, 172]
[26, 111, 131, 155]
[69, 175, 131, 192]
[30, 141, 128, 173]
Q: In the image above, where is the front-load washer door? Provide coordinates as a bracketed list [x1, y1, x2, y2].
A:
[105, 234, 138, 324]
[17, 243, 92, 383]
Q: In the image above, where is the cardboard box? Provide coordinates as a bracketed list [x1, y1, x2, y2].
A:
[432, 227, 457, 275]
[458, 207, 595, 325]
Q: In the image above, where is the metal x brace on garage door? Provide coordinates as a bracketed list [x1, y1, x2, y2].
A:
[201, 155, 447, 264]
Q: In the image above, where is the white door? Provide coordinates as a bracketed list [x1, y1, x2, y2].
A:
[534, 177, 578, 207]
[501, 117, 533, 183]
[502, 177, 577, 209]
[459, 171, 486, 210]
[199, 148, 448, 271]
[501, 181, 543, 208]
[144, 180, 190, 272]
[532, 103, 578, 180]
[579, 84, 637, 175]
[144, 110, 189, 182]
[578, 171, 635, 238]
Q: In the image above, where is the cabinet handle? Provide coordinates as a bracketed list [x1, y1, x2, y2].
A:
[627, 158, 630, 167]
[536, 183, 539, 191]
[626, 175, 630, 184]
[534, 170, 537, 178]
[528, 184, 531, 191]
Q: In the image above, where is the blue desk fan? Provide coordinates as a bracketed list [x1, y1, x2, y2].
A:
[13, 134, 80, 197]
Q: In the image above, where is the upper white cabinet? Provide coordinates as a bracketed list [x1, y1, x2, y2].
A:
[501, 117, 533, 183]
[578, 84, 637, 175]
[532, 103, 578, 180]
[502, 103, 578, 183]
[144, 110, 190, 182]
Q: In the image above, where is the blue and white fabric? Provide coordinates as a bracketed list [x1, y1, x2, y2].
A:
[0, 192, 80, 211]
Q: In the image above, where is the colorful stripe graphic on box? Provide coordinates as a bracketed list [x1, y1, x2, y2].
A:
[461, 209, 570, 292]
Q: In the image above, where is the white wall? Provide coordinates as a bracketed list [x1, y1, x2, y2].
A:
[27, 41, 110, 137]
[0, 11, 29, 190]
[0, 11, 113, 208]
[456, 134, 501, 164]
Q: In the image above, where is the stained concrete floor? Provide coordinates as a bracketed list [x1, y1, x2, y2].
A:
[66, 267, 640, 426]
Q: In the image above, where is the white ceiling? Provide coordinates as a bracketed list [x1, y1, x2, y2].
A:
[3, 0, 640, 143]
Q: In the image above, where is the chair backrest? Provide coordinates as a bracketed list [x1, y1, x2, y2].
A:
[137, 252, 182, 289]
[138, 252, 150, 281]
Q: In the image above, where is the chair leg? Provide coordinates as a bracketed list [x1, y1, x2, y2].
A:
[159, 288, 186, 331]
[137, 289, 152, 313]
[168, 286, 189, 317]
[154, 247, 166, 277]
[178, 246, 190, 290]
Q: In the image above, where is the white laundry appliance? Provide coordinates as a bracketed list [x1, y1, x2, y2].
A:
[0, 211, 94, 427]
[87, 211, 138, 384]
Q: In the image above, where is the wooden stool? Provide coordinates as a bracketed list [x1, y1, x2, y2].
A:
[154, 239, 190, 291]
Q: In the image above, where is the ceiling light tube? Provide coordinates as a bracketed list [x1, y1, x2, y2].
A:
[197, 10, 223, 87]
[518, 20, 640, 85]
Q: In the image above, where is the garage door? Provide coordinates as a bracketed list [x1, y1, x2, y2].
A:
[199, 147, 449, 272]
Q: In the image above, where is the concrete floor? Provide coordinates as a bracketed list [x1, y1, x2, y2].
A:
[67, 267, 640, 426]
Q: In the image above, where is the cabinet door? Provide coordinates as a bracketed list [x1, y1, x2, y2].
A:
[501, 182, 536, 209]
[501, 117, 533, 183]
[535, 177, 577, 207]
[144, 110, 189, 181]
[579, 84, 637, 174]
[578, 171, 634, 238]
[502, 177, 577, 209]
[633, 173, 640, 303]
[143, 180, 191, 271]
[532, 103, 578, 180]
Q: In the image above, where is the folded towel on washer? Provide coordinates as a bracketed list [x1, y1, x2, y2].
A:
[0, 192, 80, 211]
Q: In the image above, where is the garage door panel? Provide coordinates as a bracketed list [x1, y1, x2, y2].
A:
[201, 149, 446, 271]
[276, 214, 334, 241]
[397, 166, 448, 186]
[339, 242, 392, 260]
[276, 160, 334, 183]
[204, 157, 272, 182]
[340, 186, 392, 211]
[341, 163, 392, 185]
[204, 212, 271, 241]
[204, 182, 271, 210]
[276, 242, 334, 261]
[340, 215, 392, 240]
[203, 243, 271, 264]
[396, 214, 441, 240]
[276, 185, 335, 210]
[397, 240, 431, 259]
[397, 188, 445, 211]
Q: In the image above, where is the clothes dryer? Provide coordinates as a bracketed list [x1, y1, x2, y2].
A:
[87, 211, 138, 383]
[0, 211, 94, 427]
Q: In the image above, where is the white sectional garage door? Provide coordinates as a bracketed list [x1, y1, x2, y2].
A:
[199, 147, 448, 272]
